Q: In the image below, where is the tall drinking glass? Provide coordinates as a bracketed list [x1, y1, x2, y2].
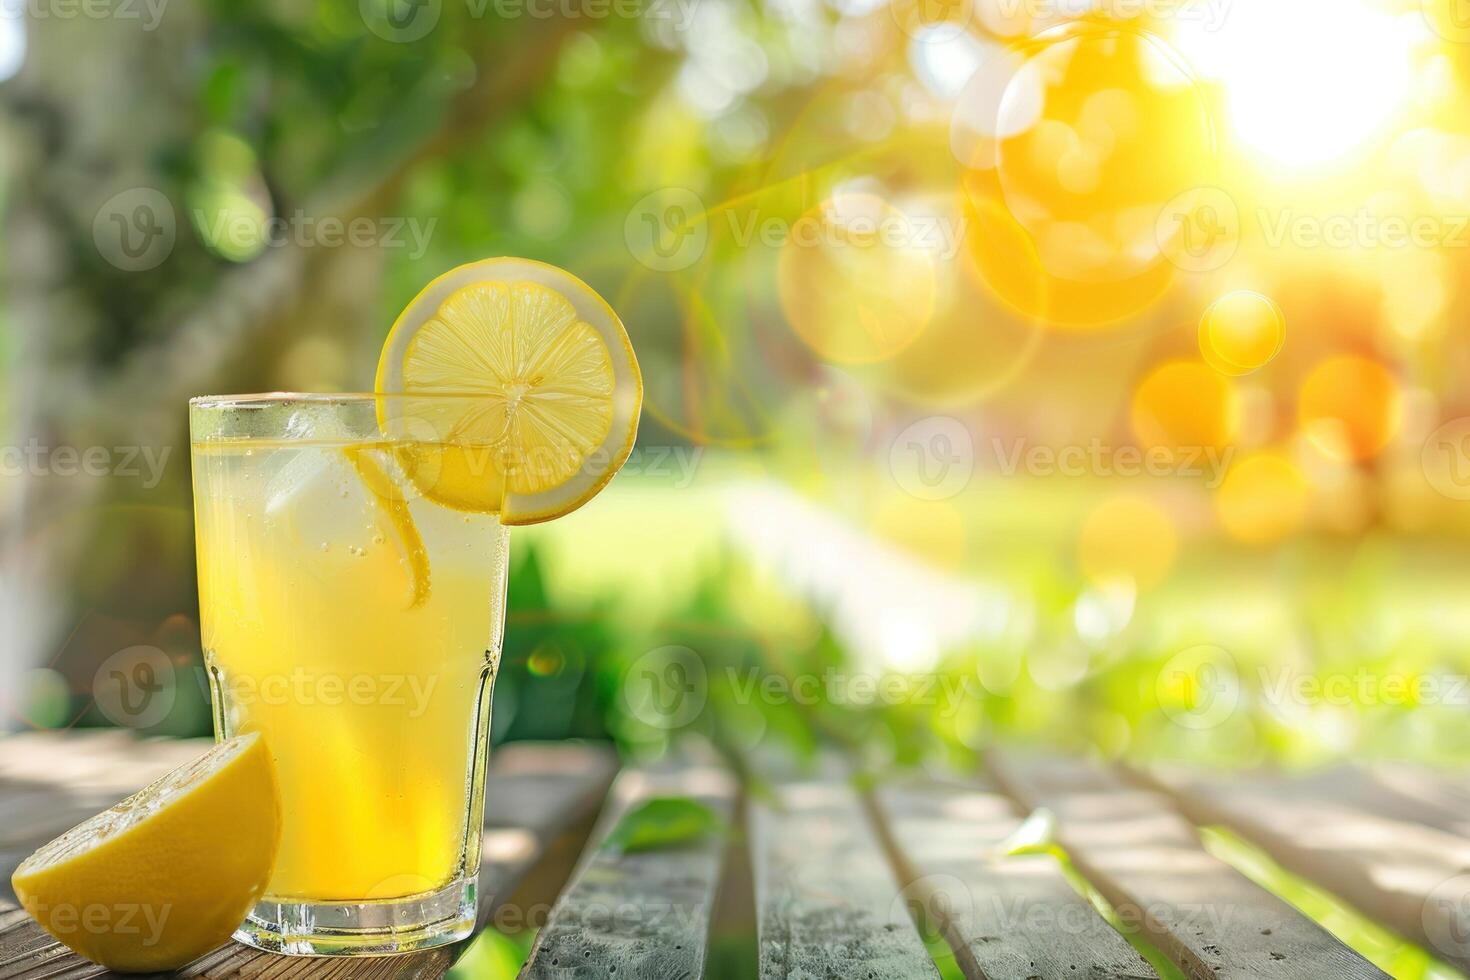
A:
[189, 394, 510, 956]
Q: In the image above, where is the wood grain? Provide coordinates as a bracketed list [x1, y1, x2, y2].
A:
[1362, 764, 1470, 835]
[518, 757, 737, 980]
[0, 735, 617, 980]
[872, 775, 1157, 980]
[987, 750, 1388, 980]
[752, 770, 940, 979]
[1142, 764, 1470, 975]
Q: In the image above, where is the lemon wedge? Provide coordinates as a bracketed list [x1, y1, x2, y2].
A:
[375, 257, 642, 525]
[11, 733, 280, 972]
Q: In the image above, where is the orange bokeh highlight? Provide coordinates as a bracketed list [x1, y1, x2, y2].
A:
[987, 23, 1216, 284]
[1297, 354, 1402, 462]
[1198, 291, 1285, 376]
[871, 492, 968, 571]
[869, 193, 1046, 407]
[1078, 493, 1178, 589]
[1215, 452, 1310, 544]
[961, 183, 1174, 329]
[1131, 359, 1239, 454]
[777, 193, 936, 365]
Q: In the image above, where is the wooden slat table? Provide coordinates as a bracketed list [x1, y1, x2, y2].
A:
[520, 758, 737, 979]
[988, 750, 1390, 980]
[873, 774, 1156, 979]
[3, 733, 1469, 980]
[1143, 763, 1470, 976]
[1, 733, 617, 980]
[751, 764, 939, 979]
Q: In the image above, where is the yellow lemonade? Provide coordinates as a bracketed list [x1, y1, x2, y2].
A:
[189, 257, 642, 957]
[191, 426, 508, 903]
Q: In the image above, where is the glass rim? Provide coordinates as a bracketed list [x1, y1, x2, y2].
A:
[190, 391, 498, 409]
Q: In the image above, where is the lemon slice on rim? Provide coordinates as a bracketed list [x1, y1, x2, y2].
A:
[376, 258, 642, 525]
[11, 733, 280, 971]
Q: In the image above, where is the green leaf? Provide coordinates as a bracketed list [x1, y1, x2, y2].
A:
[604, 797, 721, 854]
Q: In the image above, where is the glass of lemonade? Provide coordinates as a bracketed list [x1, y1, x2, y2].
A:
[189, 393, 511, 956]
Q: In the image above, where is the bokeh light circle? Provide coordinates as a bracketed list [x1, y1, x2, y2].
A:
[870, 492, 967, 571]
[1298, 355, 1402, 462]
[1131, 360, 1239, 454]
[1215, 452, 1310, 544]
[970, 22, 1217, 284]
[871, 193, 1047, 404]
[777, 192, 937, 365]
[960, 183, 1173, 329]
[1078, 493, 1178, 589]
[1198, 290, 1286, 376]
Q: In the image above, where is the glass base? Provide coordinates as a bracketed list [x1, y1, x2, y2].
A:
[233, 876, 477, 956]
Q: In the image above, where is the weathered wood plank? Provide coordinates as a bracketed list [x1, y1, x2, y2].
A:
[1363, 764, 1470, 834]
[0, 730, 207, 787]
[987, 750, 1389, 980]
[518, 757, 737, 980]
[751, 771, 940, 979]
[872, 775, 1157, 980]
[0, 736, 618, 980]
[1143, 764, 1470, 975]
[1182, 764, 1470, 840]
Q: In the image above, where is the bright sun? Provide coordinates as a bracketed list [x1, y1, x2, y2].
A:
[1172, 0, 1418, 167]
